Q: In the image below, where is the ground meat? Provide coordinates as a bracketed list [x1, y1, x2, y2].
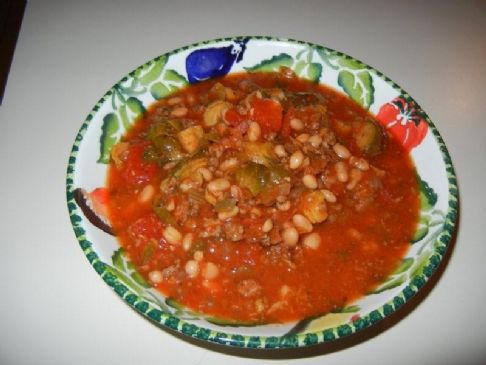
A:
[173, 196, 190, 223]
[224, 221, 244, 241]
[237, 279, 262, 298]
[351, 178, 381, 212]
[200, 218, 222, 238]
[161, 265, 184, 285]
[304, 153, 330, 175]
[263, 244, 293, 266]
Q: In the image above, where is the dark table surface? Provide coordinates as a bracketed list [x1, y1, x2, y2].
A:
[0, 0, 26, 104]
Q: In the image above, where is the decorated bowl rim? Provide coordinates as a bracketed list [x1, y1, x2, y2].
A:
[66, 35, 458, 349]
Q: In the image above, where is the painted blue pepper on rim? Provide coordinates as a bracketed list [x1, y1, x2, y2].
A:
[185, 38, 249, 83]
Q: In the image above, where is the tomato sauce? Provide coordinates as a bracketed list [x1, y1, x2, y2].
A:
[106, 71, 419, 323]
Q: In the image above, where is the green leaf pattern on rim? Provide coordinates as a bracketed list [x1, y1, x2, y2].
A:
[245, 47, 322, 82]
[317, 48, 374, 109]
[98, 56, 188, 164]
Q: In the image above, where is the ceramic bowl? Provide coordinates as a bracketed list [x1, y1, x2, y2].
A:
[66, 36, 457, 349]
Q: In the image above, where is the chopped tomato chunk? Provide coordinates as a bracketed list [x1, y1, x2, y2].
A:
[250, 97, 283, 135]
[123, 142, 157, 185]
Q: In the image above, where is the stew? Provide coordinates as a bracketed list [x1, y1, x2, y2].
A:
[106, 69, 420, 323]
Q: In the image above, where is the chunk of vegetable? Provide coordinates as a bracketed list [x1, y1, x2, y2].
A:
[300, 190, 328, 224]
[110, 142, 129, 168]
[250, 97, 283, 135]
[208, 82, 227, 100]
[152, 136, 184, 162]
[235, 162, 270, 196]
[224, 107, 245, 126]
[203, 100, 230, 128]
[123, 143, 158, 184]
[267, 163, 289, 183]
[153, 199, 177, 226]
[240, 141, 275, 167]
[214, 198, 237, 213]
[177, 125, 204, 153]
[353, 119, 384, 155]
[173, 157, 208, 182]
[257, 181, 291, 206]
[148, 120, 182, 140]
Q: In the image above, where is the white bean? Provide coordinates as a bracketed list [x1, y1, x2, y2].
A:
[248, 121, 261, 142]
[302, 174, 318, 189]
[171, 106, 188, 117]
[220, 158, 239, 171]
[207, 178, 230, 192]
[335, 161, 349, 182]
[302, 232, 321, 250]
[148, 270, 163, 284]
[290, 118, 304, 131]
[333, 143, 351, 159]
[308, 134, 322, 148]
[185, 260, 199, 278]
[292, 214, 313, 233]
[166, 197, 175, 211]
[163, 226, 182, 245]
[289, 150, 304, 170]
[282, 227, 299, 247]
[138, 185, 154, 203]
[182, 233, 194, 251]
[296, 133, 310, 143]
[349, 156, 370, 171]
[193, 250, 204, 261]
[274, 144, 287, 158]
[198, 167, 213, 181]
[218, 206, 239, 220]
[321, 189, 337, 203]
[262, 219, 273, 233]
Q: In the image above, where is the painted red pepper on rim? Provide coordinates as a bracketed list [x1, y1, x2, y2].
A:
[376, 97, 428, 151]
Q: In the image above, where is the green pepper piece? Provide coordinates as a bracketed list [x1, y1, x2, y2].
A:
[214, 198, 237, 212]
[153, 199, 177, 226]
[152, 136, 184, 162]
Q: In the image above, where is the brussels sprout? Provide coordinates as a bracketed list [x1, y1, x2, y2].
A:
[240, 142, 275, 166]
[152, 136, 184, 162]
[235, 162, 270, 196]
[172, 157, 208, 182]
[148, 120, 182, 140]
[353, 119, 384, 155]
